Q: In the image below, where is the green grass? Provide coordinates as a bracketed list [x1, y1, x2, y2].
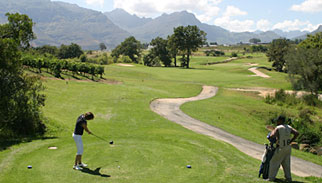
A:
[1, 53, 321, 182]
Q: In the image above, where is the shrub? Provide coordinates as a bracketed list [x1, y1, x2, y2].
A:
[120, 56, 132, 63]
[80, 54, 87, 62]
[143, 53, 161, 67]
[302, 94, 322, 107]
[231, 52, 238, 57]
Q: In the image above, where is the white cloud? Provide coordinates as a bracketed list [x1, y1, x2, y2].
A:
[291, 0, 322, 13]
[113, 0, 221, 21]
[272, 19, 319, 31]
[85, 0, 104, 6]
[196, 6, 220, 23]
[256, 19, 271, 31]
[223, 5, 247, 17]
[214, 16, 254, 32]
[214, 6, 253, 32]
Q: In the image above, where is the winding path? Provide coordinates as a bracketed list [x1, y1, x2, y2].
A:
[248, 67, 270, 78]
[150, 86, 322, 178]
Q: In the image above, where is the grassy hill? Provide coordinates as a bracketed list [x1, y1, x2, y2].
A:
[0, 53, 321, 182]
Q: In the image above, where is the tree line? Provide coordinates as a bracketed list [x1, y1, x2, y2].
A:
[111, 25, 207, 68]
[266, 33, 322, 96]
[34, 43, 84, 59]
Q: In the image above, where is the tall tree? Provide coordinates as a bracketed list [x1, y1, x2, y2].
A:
[99, 42, 107, 51]
[266, 38, 290, 72]
[150, 37, 171, 67]
[0, 13, 45, 138]
[173, 25, 207, 68]
[111, 36, 142, 63]
[167, 34, 179, 67]
[1, 13, 36, 49]
[286, 33, 322, 96]
[249, 38, 261, 44]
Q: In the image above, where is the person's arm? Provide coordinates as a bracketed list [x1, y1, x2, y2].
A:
[270, 127, 278, 139]
[82, 123, 92, 134]
[290, 127, 299, 143]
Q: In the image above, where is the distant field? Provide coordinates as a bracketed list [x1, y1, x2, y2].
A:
[0, 53, 321, 183]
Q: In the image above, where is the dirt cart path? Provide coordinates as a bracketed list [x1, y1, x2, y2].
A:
[249, 67, 270, 78]
[150, 86, 322, 177]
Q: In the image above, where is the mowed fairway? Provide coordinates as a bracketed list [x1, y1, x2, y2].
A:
[0, 54, 321, 182]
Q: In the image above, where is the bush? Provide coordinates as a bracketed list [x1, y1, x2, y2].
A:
[231, 52, 238, 57]
[265, 89, 301, 106]
[80, 54, 87, 62]
[204, 50, 225, 57]
[302, 94, 322, 107]
[143, 53, 161, 67]
[120, 56, 132, 63]
[112, 56, 118, 63]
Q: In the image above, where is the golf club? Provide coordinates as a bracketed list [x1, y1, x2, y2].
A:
[92, 134, 113, 144]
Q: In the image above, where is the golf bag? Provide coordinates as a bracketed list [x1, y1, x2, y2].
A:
[258, 132, 276, 179]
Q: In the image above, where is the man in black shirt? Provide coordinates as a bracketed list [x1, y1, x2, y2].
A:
[72, 112, 94, 170]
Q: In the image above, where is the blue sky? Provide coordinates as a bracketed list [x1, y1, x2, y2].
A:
[56, 0, 322, 32]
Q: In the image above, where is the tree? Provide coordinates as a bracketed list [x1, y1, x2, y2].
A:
[251, 45, 268, 52]
[58, 43, 83, 59]
[249, 38, 261, 44]
[1, 13, 36, 49]
[96, 66, 104, 78]
[80, 54, 87, 62]
[167, 34, 179, 67]
[35, 45, 58, 56]
[111, 36, 142, 63]
[286, 33, 322, 96]
[298, 32, 322, 49]
[99, 42, 107, 51]
[150, 37, 172, 67]
[0, 13, 45, 138]
[266, 38, 290, 72]
[173, 25, 207, 68]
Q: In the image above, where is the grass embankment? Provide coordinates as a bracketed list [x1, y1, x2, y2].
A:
[0, 53, 321, 182]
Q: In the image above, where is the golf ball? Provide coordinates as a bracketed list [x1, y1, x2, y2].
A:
[27, 165, 32, 169]
[186, 165, 191, 168]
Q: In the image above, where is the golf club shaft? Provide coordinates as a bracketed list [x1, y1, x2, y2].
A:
[92, 134, 109, 143]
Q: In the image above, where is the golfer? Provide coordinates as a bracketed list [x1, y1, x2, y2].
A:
[267, 116, 299, 182]
[72, 112, 94, 170]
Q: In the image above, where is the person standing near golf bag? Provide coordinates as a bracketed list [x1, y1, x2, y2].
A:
[267, 116, 299, 182]
[73, 112, 94, 170]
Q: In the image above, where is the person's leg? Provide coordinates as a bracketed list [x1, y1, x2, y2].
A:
[268, 148, 283, 181]
[79, 155, 82, 164]
[73, 134, 84, 168]
[74, 155, 78, 166]
[281, 147, 292, 181]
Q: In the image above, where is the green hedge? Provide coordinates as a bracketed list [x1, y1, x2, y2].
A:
[22, 55, 104, 79]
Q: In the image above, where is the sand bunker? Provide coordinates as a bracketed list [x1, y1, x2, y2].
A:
[117, 63, 134, 67]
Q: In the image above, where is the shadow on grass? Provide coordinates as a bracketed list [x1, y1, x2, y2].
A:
[81, 167, 110, 178]
[271, 178, 304, 183]
[0, 136, 57, 151]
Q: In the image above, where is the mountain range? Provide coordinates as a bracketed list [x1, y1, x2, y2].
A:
[0, 0, 321, 50]
[0, 0, 130, 50]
